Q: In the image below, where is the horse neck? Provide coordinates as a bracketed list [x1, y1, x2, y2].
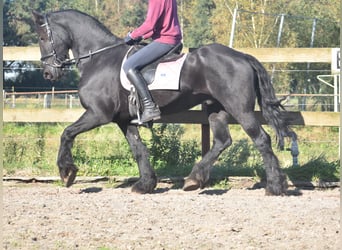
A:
[52, 11, 119, 61]
[70, 28, 118, 59]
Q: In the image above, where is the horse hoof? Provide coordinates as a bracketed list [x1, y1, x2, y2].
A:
[60, 169, 77, 188]
[265, 185, 287, 196]
[183, 178, 200, 191]
[265, 176, 288, 196]
[265, 190, 286, 196]
[131, 179, 156, 194]
[131, 185, 149, 194]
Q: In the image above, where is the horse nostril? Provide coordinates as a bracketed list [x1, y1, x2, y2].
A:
[43, 70, 52, 80]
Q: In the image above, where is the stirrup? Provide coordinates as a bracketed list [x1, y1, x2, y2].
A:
[131, 113, 160, 124]
[130, 118, 153, 128]
[130, 107, 160, 126]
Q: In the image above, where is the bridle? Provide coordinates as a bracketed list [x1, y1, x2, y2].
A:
[39, 14, 67, 68]
[40, 14, 126, 68]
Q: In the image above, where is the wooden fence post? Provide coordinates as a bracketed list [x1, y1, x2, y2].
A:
[201, 103, 210, 156]
[11, 86, 15, 108]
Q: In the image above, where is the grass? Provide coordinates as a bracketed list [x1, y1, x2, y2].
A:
[285, 155, 340, 182]
[3, 122, 340, 184]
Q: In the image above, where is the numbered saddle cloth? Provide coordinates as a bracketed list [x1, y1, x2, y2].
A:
[120, 48, 187, 91]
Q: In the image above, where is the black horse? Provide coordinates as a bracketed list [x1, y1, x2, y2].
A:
[32, 9, 296, 195]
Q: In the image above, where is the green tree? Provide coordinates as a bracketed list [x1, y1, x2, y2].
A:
[3, 0, 340, 94]
[210, 0, 232, 45]
[97, 0, 126, 37]
[183, 0, 216, 48]
[285, 0, 340, 47]
[3, 1, 21, 46]
[208, 0, 340, 48]
[121, 0, 147, 30]
[4, 0, 49, 45]
[4, 0, 110, 45]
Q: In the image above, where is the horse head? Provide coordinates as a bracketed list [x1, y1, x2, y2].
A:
[32, 10, 70, 81]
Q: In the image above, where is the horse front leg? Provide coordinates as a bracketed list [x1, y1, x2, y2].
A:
[118, 123, 157, 194]
[58, 109, 110, 187]
[184, 111, 232, 191]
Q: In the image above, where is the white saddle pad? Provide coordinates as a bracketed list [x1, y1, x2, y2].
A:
[120, 52, 188, 91]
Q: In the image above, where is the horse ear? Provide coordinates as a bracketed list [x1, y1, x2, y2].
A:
[32, 10, 45, 26]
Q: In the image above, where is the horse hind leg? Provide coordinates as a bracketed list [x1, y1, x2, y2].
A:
[183, 110, 232, 191]
[238, 112, 287, 195]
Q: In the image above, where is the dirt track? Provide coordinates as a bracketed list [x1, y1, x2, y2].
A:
[3, 182, 340, 250]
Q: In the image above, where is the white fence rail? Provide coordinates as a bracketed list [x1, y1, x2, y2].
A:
[3, 90, 81, 109]
[3, 90, 338, 112]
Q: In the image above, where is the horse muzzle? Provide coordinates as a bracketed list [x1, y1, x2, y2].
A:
[43, 65, 62, 81]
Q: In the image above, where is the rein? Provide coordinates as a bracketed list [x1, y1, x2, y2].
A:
[59, 43, 126, 67]
[40, 14, 125, 68]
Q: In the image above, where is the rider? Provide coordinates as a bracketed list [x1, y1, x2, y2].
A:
[123, 0, 182, 123]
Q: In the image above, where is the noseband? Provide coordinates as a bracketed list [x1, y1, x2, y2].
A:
[40, 15, 68, 68]
[40, 15, 126, 68]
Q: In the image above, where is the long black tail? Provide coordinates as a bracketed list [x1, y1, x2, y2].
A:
[247, 54, 296, 149]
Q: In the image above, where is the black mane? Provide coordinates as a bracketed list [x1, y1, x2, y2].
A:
[48, 9, 119, 41]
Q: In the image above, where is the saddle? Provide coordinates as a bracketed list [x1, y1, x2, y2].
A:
[120, 43, 187, 119]
[120, 43, 185, 89]
[139, 42, 184, 84]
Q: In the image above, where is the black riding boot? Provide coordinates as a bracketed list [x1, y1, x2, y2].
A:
[127, 69, 161, 123]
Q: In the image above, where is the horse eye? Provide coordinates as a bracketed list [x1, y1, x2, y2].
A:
[40, 37, 45, 41]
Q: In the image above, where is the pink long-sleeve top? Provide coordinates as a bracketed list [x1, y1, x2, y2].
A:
[130, 0, 182, 45]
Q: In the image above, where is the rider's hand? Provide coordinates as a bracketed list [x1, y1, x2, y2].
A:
[124, 32, 142, 45]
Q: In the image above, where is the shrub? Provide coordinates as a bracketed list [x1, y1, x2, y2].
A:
[218, 139, 263, 168]
[285, 155, 340, 182]
[149, 124, 201, 176]
[211, 139, 265, 181]
[73, 139, 139, 177]
[34, 124, 47, 165]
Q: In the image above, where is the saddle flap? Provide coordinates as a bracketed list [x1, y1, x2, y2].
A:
[120, 47, 187, 91]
